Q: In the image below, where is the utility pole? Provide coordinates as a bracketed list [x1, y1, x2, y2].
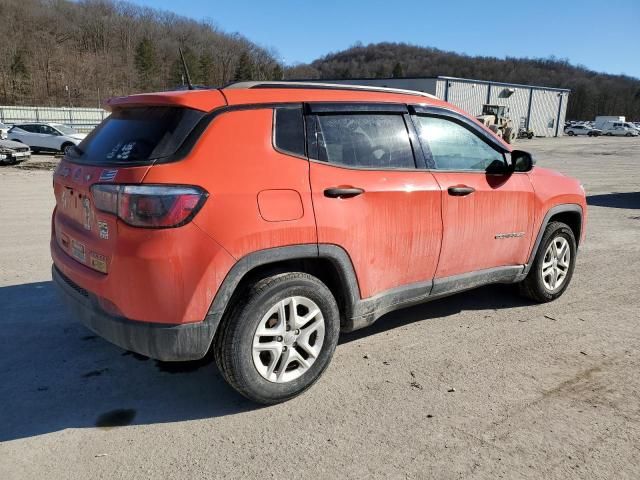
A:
[65, 85, 71, 108]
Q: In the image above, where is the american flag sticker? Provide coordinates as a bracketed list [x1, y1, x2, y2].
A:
[99, 169, 118, 182]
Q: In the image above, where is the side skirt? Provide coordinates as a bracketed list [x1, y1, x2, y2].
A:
[345, 265, 523, 332]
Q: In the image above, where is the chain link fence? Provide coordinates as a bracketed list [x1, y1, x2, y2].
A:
[0, 106, 109, 133]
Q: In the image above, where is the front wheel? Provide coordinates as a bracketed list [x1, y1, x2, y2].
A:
[567, 131, 575, 136]
[518, 221, 577, 303]
[60, 142, 74, 154]
[215, 272, 340, 404]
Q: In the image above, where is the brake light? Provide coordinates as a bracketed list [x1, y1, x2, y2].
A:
[91, 184, 207, 228]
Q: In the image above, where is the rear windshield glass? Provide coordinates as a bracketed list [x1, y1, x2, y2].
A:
[68, 107, 204, 164]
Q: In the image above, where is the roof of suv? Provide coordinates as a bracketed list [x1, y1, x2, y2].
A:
[106, 81, 450, 113]
[104, 81, 510, 150]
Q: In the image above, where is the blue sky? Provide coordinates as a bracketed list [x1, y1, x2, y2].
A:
[130, 0, 640, 78]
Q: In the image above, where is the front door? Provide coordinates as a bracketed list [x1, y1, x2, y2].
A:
[412, 112, 535, 279]
[307, 105, 443, 299]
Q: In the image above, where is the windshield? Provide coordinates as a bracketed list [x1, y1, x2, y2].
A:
[54, 124, 78, 135]
[67, 106, 204, 164]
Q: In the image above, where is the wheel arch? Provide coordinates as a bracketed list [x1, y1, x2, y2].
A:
[524, 204, 583, 275]
[205, 244, 361, 342]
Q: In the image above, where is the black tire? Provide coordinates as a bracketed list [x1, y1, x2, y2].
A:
[215, 272, 340, 404]
[567, 131, 575, 136]
[528, 132, 534, 139]
[518, 221, 577, 303]
[60, 142, 74, 154]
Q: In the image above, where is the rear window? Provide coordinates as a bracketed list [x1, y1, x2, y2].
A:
[68, 107, 204, 164]
[274, 106, 305, 157]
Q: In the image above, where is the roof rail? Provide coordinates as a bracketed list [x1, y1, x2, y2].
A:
[223, 81, 438, 100]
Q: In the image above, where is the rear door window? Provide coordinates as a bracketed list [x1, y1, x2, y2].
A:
[311, 114, 415, 169]
[67, 107, 204, 164]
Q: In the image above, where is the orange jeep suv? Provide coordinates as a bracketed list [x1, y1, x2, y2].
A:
[51, 82, 586, 404]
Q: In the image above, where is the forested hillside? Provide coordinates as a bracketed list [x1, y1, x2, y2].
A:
[1, 2, 638, 120]
[0, 0, 282, 107]
[287, 43, 640, 120]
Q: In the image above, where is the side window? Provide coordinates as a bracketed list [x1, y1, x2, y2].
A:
[313, 114, 415, 169]
[414, 116, 505, 171]
[274, 106, 305, 157]
[20, 125, 35, 133]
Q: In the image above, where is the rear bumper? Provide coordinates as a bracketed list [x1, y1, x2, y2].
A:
[52, 265, 215, 361]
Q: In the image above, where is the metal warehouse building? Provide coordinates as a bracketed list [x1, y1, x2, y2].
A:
[307, 76, 570, 138]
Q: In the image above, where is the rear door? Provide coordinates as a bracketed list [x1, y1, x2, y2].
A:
[307, 103, 442, 299]
[411, 108, 535, 279]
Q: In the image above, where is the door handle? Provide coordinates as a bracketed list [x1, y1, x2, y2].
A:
[324, 187, 364, 199]
[447, 186, 475, 196]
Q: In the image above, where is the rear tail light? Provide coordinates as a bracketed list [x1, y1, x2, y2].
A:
[91, 184, 208, 228]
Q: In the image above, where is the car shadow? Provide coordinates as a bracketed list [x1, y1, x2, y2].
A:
[0, 281, 257, 442]
[587, 192, 640, 209]
[0, 279, 534, 442]
[340, 283, 534, 344]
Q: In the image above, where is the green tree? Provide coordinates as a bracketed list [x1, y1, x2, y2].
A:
[392, 62, 404, 78]
[271, 63, 284, 80]
[134, 37, 158, 90]
[234, 52, 253, 81]
[374, 64, 387, 78]
[199, 52, 215, 85]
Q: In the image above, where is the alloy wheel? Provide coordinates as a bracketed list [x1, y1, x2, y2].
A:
[252, 296, 325, 383]
[541, 236, 571, 291]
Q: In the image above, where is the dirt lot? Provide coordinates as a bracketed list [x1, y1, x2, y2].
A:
[1, 137, 639, 479]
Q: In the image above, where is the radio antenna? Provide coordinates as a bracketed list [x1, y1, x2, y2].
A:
[179, 48, 194, 90]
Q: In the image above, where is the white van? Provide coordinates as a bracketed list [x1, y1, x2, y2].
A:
[602, 121, 639, 137]
[594, 116, 625, 130]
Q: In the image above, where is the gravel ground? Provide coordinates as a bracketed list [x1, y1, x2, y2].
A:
[1, 136, 639, 479]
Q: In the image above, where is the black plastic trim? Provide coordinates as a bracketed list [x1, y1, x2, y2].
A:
[520, 204, 583, 276]
[206, 245, 528, 335]
[430, 266, 523, 297]
[52, 265, 215, 361]
[307, 102, 408, 114]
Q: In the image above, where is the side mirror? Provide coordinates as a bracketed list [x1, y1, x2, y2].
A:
[485, 159, 510, 174]
[511, 150, 535, 172]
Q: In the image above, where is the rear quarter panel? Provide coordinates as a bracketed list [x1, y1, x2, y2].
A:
[142, 107, 318, 260]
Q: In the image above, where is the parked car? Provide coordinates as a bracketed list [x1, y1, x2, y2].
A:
[0, 122, 9, 139]
[0, 139, 31, 165]
[565, 125, 602, 136]
[8, 122, 86, 153]
[602, 123, 639, 136]
[51, 82, 587, 404]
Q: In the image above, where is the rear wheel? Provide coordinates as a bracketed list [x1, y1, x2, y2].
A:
[567, 131, 575, 136]
[215, 272, 340, 404]
[518, 221, 577, 303]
